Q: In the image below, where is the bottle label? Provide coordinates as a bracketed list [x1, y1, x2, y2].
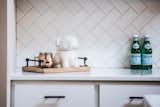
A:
[133, 43, 139, 49]
[130, 54, 141, 65]
[142, 54, 152, 65]
[144, 43, 151, 49]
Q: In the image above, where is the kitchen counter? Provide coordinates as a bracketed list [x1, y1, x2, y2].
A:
[9, 68, 160, 81]
[144, 94, 160, 107]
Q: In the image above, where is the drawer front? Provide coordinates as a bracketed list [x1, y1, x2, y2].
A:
[13, 82, 96, 107]
[100, 84, 160, 107]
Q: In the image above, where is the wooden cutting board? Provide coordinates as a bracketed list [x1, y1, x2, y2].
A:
[22, 66, 91, 73]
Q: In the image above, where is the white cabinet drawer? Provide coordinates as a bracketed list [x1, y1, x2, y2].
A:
[100, 84, 160, 107]
[13, 82, 96, 107]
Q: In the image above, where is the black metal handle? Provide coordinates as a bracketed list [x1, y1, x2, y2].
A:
[78, 57, 88, 67]
[26, 58, 43, 67]
[26, 58, 29, 67]
[129, 96, 144, 103]
[44, 96, 65, 99]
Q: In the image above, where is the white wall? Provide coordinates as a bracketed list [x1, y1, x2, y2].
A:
[16, 0, 160, 69]
[0, 0, 7, 106]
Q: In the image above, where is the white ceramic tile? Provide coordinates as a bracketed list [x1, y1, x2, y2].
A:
[99, 8, 121, 30]
[92, 0, 113, 15]
[28, 0, 49, 14]
[18, 8, 40, 30]
[77, 0, 97, 15]
[116, 8, 137, 31]
[125, 0, 146, 14]
[16, 0, 32, 15]
[142, 0, 160, 15]
[124, 24, 140, 37]
[83, 9, 105, 30]
[16, 8, 24, 22]
[110, 0, 129, 15]
[149, 14, 160, 32]
[60, 0, 83, 16]
[133, 9, 154, 30]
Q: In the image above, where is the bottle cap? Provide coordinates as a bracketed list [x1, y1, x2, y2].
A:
[144, 34, 149, 38]
[133, 34, 138, 37]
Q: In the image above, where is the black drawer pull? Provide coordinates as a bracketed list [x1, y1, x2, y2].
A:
[44, 96, 65, 99]
[129, 96, 144, 103]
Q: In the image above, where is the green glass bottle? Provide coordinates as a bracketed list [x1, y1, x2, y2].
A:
[141, 35, 152, 70]
[130, 35, 141, 69]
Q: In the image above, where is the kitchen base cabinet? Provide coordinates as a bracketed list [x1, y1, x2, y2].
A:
[100, 84, 160, 107]
[11, 81, 160, 107]
[12, 82, 96, 107]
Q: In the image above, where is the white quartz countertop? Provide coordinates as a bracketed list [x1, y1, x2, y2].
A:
[144, 94, 160, 107]
[10, 68, 160, 81]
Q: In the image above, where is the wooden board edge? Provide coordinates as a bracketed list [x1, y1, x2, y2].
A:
[22, 66, 91, 73]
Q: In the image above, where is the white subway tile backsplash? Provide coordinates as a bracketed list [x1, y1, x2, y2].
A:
[77, 0, 97, 15]
[28, 0, 49, 15]
[133, 9, 154, 30]
[99, 8, 121, 30]
[125, 0, 146, 14]
[110, 0, 129, 15]
[116, 8, 137, 31]
[18, 8, 40, 30]
[16, 0, 32, 15]
[16, 0, 160, 68]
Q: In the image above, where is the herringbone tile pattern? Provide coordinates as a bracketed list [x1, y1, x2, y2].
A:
[16, 0, 160, 68]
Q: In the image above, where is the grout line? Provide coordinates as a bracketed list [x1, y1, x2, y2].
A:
[95, 84, 100, 107]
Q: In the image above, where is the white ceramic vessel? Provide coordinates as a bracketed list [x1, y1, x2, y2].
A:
[54, 36, 79, 67]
